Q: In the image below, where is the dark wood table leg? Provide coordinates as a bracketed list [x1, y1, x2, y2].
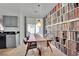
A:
[25, 43, 30, 56]
[37, 48, 41, 56]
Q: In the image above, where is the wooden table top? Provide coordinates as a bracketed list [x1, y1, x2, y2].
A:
[26, 34, 52, 43]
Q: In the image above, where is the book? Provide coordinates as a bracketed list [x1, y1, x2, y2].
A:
[61, 8, 63, 15]
[69, 22, 74, 31]
[56, 4, 58, 11]
[65, 13, 68, 20]
[68, 3, 71, 11]
[76, 43, 79, 52]
[64, 23, 68, 31]
[69, 11, 72, 19]
[68, 12, 70, 20]
[58, 3, 61, 9]
[63, 7, 65, 14]
[65, 5, 68, 13]
[74, 3, 78, 8]
[75, 32, 79, 41]
[74, 21, 77, 30]
[62, 24, 65, 31]
[57, 10, 60, 16]
[68, 3, 74, 11]
[70, 3, 74, 10]
[76, 20, 79, 31]
[61, 15, 63, 22]
[63, 14, 65, 21]
[54, 6, 56, 12]
[57, 24, 61, 31]
[71, 10, 75, 19]
[58, 16, 61, 22]
[74, 8, 78, 17]
[78, 7, 79, 17]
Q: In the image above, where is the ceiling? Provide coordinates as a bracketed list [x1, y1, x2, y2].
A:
[0, 3, 56, 18]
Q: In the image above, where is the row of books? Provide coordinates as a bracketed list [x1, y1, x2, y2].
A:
[68, 3, 79, 11]
[53, 31, 79, 55]
[45, 3, 79, 25]
[50, 3, 79, 15]
[50, 28, 79, 56]
[52, 21, 79, 31]
[45, 3, 79, 56]
[50, 3, 61, 14]
[52, 7, 79, 24]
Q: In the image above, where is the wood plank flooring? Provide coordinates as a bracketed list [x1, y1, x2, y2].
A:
[0, 43, 66, 56]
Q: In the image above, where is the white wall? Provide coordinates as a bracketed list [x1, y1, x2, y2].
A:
[19, 13, 25, 44]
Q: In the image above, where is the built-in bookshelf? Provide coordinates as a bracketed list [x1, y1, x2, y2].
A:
[44, 3, 79, 56]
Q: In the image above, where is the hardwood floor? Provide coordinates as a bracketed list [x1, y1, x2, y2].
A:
[0, 43, 66, 56]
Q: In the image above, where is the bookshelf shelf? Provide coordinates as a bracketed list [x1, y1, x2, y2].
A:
[44, 3, 79, 56]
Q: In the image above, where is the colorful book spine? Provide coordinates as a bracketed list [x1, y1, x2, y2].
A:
[63, 7, 65, 14]
[57, 10, 60, 16]
[74, 21, 77, 30]
[74, 8, 78, 17]
[68, 3, 71, 11]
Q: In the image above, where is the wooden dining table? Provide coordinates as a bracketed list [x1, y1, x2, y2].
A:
[25, 34, 52, 56]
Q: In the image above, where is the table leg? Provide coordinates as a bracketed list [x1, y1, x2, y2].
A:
[47, 41, 53, 53]
[25, 43, 30, 56]
[37, 48, 41, 56]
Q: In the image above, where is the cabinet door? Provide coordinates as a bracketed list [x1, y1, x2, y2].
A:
[6, 35, 16, 48]
[0, 34, 6, 49]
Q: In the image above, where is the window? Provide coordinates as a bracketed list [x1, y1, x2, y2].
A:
[3, 16, 18, 27]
